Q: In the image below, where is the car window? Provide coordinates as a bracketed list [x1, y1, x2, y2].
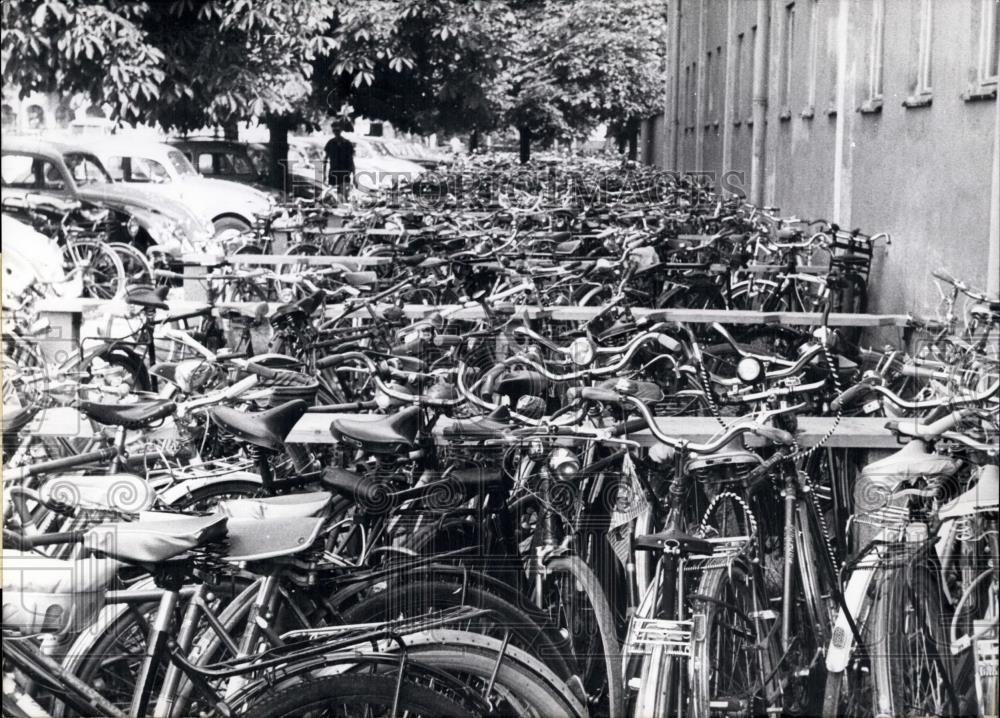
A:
[1, 155, 38, 187]
[197, 153, 214, 174]
[167, 150, 197, 177]
[62, 152, 112, 185]
[103, 156, 127, 181]
[129, 157, 171, 183]
[222, 152, 252, 175]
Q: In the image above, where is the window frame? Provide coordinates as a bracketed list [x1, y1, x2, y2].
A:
[965, 0, 999, 100]
[802, 0, 819, 118]
[779, 1, 796, 120]
[904, 0, 934, 108]
[732, 32, 745, 126]
[860, 0, 885, 114]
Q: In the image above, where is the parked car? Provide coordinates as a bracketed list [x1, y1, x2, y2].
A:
[1, 213, 79, 304]
[377, 137, 446, 168]
[80, 137, 274, 236]
[288, 135, 425, 192]
[1, 136, 217, 258]
[170, 138, 323, 199]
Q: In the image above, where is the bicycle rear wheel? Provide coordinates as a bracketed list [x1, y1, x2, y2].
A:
[239, 673, 473, 718]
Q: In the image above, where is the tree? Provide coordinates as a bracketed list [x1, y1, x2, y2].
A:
[491, 0, 666, 162]
[3, 0, 335, 186]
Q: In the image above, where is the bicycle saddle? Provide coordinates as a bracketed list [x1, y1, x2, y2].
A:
[216, 491, 332, 520]
[633, 529, 714, 557]
[597, 378, 663, 404]
[79, 399, 175, 429]
[272, 289, 326, 323]
[209, 399, 308, 452]
[85, 514, 228, 564]
[554, 239, 582, 255]
[443, 406, 512, 438]
[39, 473, 156, 513]
[125, 285, 169, 311]
[222, 515, 327, 563]
[2, 405, 37, 435]
[494, 370, 548, 402]
[329, 405, 421, 450]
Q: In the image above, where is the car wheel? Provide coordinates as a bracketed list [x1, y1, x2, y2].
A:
[212, 216, 251, 239]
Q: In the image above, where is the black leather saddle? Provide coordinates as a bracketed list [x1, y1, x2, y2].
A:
[210, 399, 308, 451]
[329, 405, 421, 452]
[443, 406, 512, 439]
[126, 286, 169, 311]
[3, 406, 37, 435]
[79, 399, 175, 429]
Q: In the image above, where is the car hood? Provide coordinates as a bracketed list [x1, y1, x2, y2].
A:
[129, 178, 272, 221]
[77, 183, 214, 228]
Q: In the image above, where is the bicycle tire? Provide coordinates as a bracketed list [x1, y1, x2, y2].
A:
[690, 560, 780, 717]
[365, 628, 587, 717]
[238, 673, 473, 718]
[548, 554, 624, 718]
[874, 551, 974, 716]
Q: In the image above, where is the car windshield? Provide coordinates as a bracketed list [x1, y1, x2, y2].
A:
[62, 152, 112, 186]
[167, 149, 198, 177]
[105, 156, 171, 183]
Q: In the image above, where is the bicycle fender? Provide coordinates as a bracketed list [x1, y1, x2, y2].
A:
[158, 471, 262, 506]
[824, 543, 883, 673]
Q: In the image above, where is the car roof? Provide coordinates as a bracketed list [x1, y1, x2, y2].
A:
[170, 138, 250, 151]
[68, 137, 182, 158]
[1, 135, 104, 158]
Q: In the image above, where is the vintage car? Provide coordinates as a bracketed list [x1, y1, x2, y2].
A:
[170, 138, 324, 199]
[80, 137, 274, 236]
[1, 136, 217, 258]
[288, 135, 426, 192]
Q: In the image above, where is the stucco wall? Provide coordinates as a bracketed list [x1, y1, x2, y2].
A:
[645, 0, 998, 315]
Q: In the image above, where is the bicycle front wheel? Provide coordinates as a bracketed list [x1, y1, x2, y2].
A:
[690, 561, 781, 717]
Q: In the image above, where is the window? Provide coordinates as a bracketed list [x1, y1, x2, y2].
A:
[167, 150, 198, 177]
[967, 0, 999, 99]
[1, 155, 37, 186]
[905, 0, 934, 107]
[705, 50, 714, 123]
[747, 26, 757, 123]
[62, 153, 111, 186]
[803, 0, 819, 117]
[197, 153, 215, 174]
[1, 156, 66, 191]
[779, 2, 795, 118]
[733, 33, 745, 125]
[108, 156, 170, 183]
[861, 0, 885, 112]
[826, 11, 839, 114]
[715, 45, 722, 124]
[684, 63, 692, 130]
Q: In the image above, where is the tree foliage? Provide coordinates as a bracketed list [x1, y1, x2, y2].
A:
[2, 0, 665, 159]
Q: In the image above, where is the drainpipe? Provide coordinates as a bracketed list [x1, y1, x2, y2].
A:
[989, 73, 1000, 296]
[750, 0, 771, 206]
[665, 0, 682, 171]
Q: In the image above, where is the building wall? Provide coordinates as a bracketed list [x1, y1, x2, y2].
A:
[644, 0, 1000, 315]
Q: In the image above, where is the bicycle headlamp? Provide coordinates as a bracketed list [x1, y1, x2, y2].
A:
[126, 216, 140, 237]
[736, 356, 762, 383]
[548, 447, 580, 478]
[568, 336, 596, 366]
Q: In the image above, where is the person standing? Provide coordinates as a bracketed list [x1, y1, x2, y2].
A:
[324, 125, 355, 201]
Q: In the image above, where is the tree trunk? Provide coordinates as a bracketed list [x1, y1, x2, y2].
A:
[518, 126, 531, 164]
[266, 116, 291, 196]
[627, 126, 638, 162]
[616, 134, 627, 154]
[469, 128, 480, 152]
[223, 120, 239, 140]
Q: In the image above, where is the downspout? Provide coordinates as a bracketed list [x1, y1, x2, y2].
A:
[989, 69, 1000, 296]
[750, 0, 771, 206]
[665, 0, 682, 171]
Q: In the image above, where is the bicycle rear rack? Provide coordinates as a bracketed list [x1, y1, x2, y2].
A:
[624, 617, 694, 657]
